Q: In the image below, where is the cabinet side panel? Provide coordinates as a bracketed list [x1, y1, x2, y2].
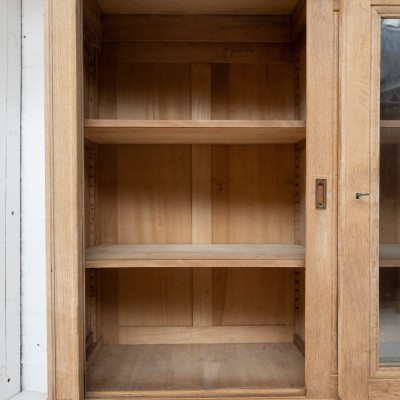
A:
[212, 145, 295, 244]
[117, 145, 192, 244]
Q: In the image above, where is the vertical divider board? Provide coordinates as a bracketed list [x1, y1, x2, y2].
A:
[191, 63, 213, 328]
[306, 0, 337, 398]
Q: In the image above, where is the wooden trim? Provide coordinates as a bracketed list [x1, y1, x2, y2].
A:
[369, 379, 400, 399]
[102, 15, 292, 43]
[45, 0, 84, 399]
[339, 0, 372, 399]
[116, 42, 295, 64]
[306, 1, 337, 398]
[118, 326, 294, 345]
[85, 388, 307, 400]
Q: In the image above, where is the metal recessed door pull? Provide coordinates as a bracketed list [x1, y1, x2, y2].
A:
[355, 192, 370, 199]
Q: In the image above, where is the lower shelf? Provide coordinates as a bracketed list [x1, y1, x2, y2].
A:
[85, 343, 305, 398]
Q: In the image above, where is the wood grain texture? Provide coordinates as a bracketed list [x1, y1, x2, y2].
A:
[102, 15, 292, 43]
[116, 64, 191, 120]
[85, 120, 306, 145]
[45, 0, 84, 398]
[211, 64, 295, 120]
[85, 343, 305, 394]
[118, 326, 294, 345]
[118, 268, 193, 327]
[116, 42, 295, 64]
[98, 43, 116, 119]
[96, 145, 118, 244]
[117, 145, 192, 244]
[369, 379, 400, 399]
[212, 145, 295, 244]
[306, 0, 337, 397]
[97, 0, 299, 15]
[212, 268, 290, 326]
[339, 0, 371, 398]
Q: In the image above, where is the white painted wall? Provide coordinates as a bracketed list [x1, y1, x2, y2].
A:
[1, 0, 21, 398]
[21, 0, 47, 394]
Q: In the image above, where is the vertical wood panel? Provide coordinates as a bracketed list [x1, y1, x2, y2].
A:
[212, 145, 295, 244]
[98, 43, 116, 119]
[307, 0, 337, 397]
[116, 63, 191, 119]
[211, 63, 295, 120]
[45, 0, 84, 398]
[339, 0, 371, 398]
[117, 145, 192, 244]
[97, 145, 118, 244]
[212, 268, 288, 326]
[191, 63, 213, 327]
[118, 269, 193, 327]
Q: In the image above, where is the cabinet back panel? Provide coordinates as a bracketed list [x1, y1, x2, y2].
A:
[211, 64, 295, 120]
[117, 145, 192, 244]
[118, 268, 193, 327]
[212, 268, 290, 326]
[98, 58, 297, 120]
[116, 63, 192, 119]
[212, 145, 295, 244]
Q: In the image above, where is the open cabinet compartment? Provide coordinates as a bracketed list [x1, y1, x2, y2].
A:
[82, 0, 307, 397]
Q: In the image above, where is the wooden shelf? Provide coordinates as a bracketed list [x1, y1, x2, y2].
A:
[85, 244, 305, 269]
[85, 343, 305, 397]
[85, 119, 306, 144]
[380, 244, 400, 267]
[381, 120, 400, 143]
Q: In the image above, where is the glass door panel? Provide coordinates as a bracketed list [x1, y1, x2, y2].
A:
[379, 18, 400, 366]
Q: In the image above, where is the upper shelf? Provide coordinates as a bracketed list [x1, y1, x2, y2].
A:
[380, 244, 400, 267]
[85, 120, 306, 145]
[381, 120, 400, 144]
[85, 244, 305, 269]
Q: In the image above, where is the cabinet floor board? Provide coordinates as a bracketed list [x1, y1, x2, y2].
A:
[85, 343, 305, 395]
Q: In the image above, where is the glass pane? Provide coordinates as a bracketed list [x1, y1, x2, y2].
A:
[379, 19, 400, 365]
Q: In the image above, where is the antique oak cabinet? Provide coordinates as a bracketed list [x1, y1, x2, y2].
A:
[44, 0, 400, 399]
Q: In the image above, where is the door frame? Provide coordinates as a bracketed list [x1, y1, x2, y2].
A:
[339, 1, 400, 399]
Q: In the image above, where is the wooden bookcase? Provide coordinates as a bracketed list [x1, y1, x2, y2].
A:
[45, 1, 338, 399]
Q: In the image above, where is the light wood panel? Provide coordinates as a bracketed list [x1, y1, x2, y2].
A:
[211, 64, 295, 120]
[116, 42, 295, 64]
[97, 0, 299, 15]
[85, 244, 305, 268]
[307, 0, 337, 397]
[85, 120, 306, 144]
[117, 145, 192, 244]
[45, 0, 84, 398]
[96, 145, 118, 244]
[102, 15, 292, 43]
[118, 269, 193, 327]
[339, 0, 371, 398]
[213, 268, 289, 326]
[85, 343, 305, 394]
[116, 64, 191, 120]
[118, 326, 293, 345]
[212, 145, 295, 244]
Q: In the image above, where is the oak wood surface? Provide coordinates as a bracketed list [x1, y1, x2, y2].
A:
[85, 343, 305, 394]
[85, 120, 306, 144]
[97, 0, 299, 15]
[102, 15, 292, 43]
